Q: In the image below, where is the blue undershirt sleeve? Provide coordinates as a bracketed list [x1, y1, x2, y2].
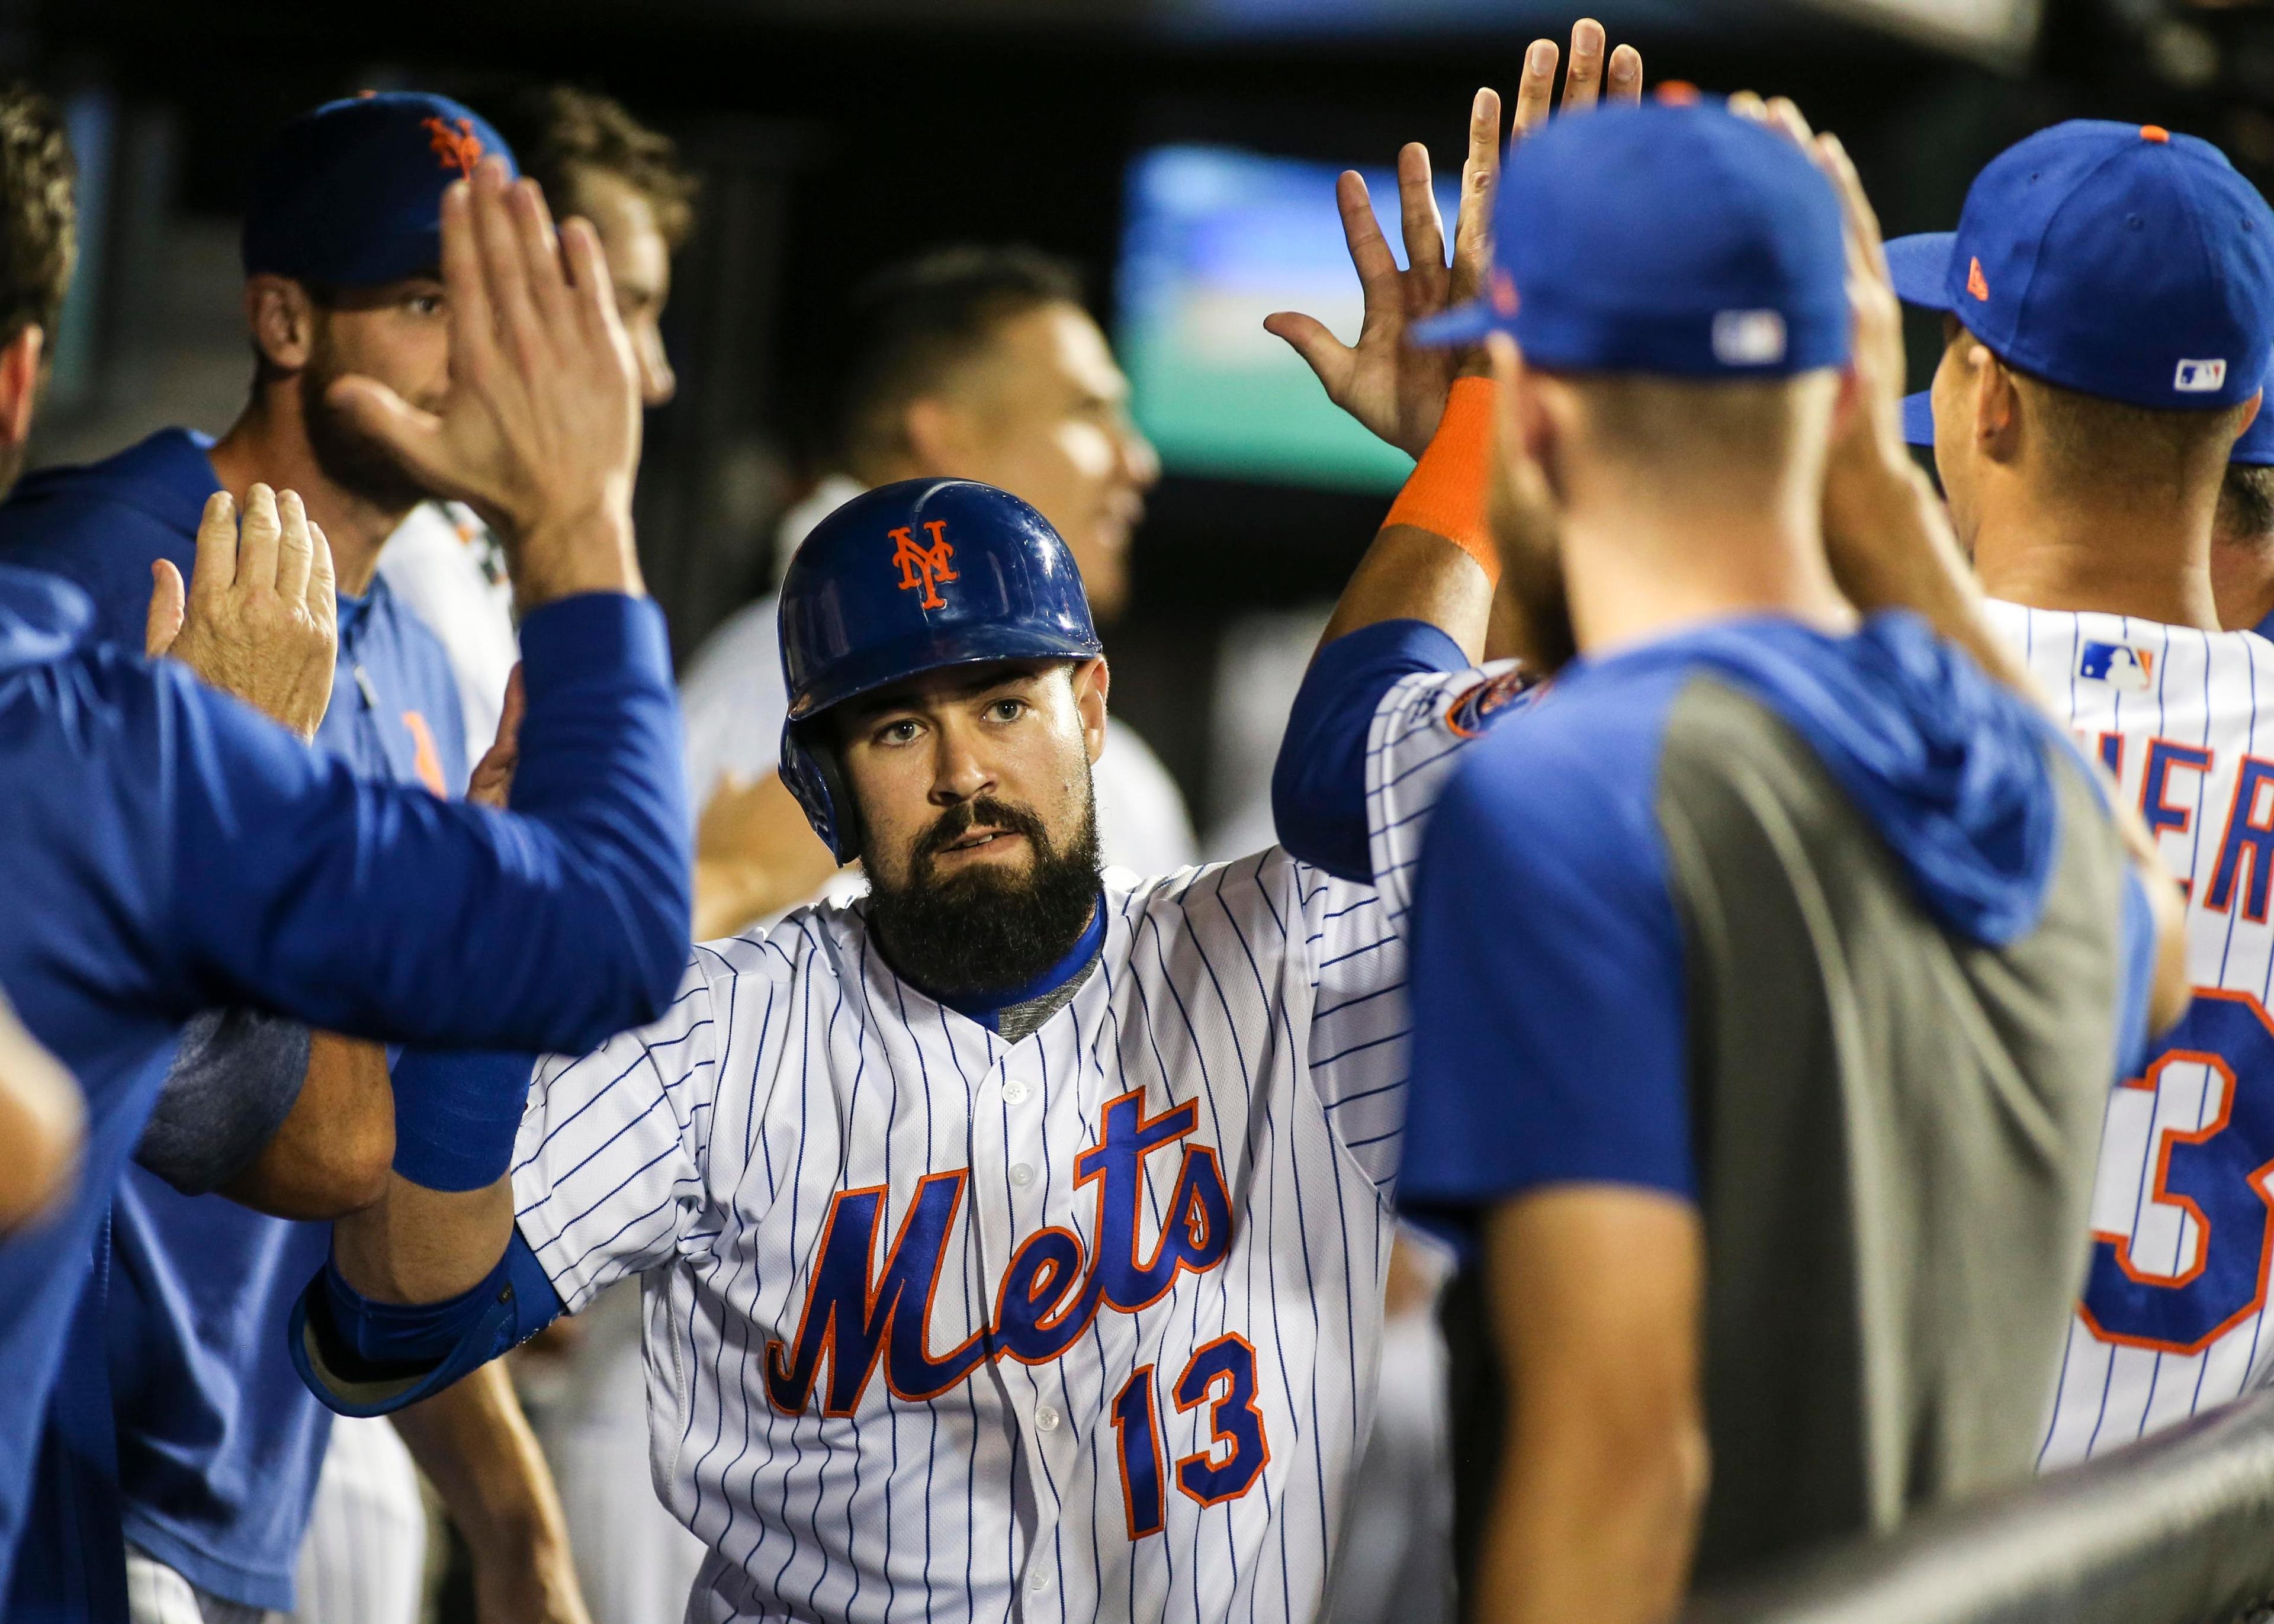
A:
[135, 1010, 312, 1194]
[158, 593, 691, 1057]
[1273, 618, 1469, 883]
[289, 1228, 563, 1418]
[1398, 697, 1696, 1220]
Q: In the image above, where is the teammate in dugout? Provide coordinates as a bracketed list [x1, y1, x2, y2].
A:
[1267, 92, 2188, 1621]
[1887, 122, 2274, 1468]
[277, 62, 1661, 1622]
[0, 142, 690, 1615]
[0, 93, 603, 1624]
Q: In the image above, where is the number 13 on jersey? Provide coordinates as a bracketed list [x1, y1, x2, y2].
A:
[1110, 1335, 1271, 1539]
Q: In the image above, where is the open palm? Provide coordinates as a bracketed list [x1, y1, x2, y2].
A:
[1263, 20, 1642, 458]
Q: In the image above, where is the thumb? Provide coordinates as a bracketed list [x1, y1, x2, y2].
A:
[145, 559, 185, 658]
[326, 374, 449, 491]
[1261, 312, 1354, 398]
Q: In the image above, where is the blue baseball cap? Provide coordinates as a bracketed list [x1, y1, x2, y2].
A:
[1902, 387, 2274, 465]
[1886, 120, 2274, 413]
[243, 92, 516, 288]
[1413, 100, 1851, 377]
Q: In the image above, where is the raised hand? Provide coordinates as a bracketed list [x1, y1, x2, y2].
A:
[325, 157, 645, 611]
[1264, 19, 1642, 458]
[147, 485, 338, 741]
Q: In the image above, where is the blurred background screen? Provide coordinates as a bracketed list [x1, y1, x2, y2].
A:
[1117, 144, 1460, 491]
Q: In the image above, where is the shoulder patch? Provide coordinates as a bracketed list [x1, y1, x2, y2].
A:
[1444, 667, 1539, 738]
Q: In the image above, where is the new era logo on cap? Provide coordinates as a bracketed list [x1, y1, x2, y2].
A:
[2176, 358, 2228, 393]
[1712, 310, 1787, 366]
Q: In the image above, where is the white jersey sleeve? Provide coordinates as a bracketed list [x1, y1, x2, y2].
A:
[1364, 660, 1536, 934]
[1301, 657, 1539, 1189]
[510, 956, 722, 1313]
[1983, 603, 2274, 1469]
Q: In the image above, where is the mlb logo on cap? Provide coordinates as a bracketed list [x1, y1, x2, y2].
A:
[1884, 120, 2274, 413]
[2177, 359, 2228, 393]
[2079, 639, 2154, 691]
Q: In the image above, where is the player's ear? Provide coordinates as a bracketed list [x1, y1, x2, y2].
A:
[1071, 657, 1109, 765]
[246, 275, 317, 378]
[2237, 390, 2264, 443]
[1974, 348, 2022, 462]
[0, 322, 45, 452]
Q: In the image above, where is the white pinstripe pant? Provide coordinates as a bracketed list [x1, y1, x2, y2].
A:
[285, 1416, 426, 1624]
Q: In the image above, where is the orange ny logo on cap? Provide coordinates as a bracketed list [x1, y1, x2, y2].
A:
[1967, 256, 1990, 301]
[891, 520, 958, 610]
[423, 116, 483, 178]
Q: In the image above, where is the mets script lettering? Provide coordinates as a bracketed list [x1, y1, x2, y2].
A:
[890, 520, 959, 610]
[764, 1089, 1234, 1416]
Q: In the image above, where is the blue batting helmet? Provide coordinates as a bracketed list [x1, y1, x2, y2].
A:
[777, 478, 1103, 861]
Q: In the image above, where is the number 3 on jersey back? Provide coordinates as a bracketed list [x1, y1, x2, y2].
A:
[2083, 989, 2274, 1354]
[1111, 1336, 1270, 1539]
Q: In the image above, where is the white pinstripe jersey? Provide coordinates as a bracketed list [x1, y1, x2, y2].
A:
[1986, 602, 2274, 1467]
[502, 664, 1507, 1624]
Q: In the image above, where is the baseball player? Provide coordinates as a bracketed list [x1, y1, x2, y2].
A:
[0, 152, 689, 1613]
[1888, 120, 2274, 1469]
[292, 465, 1461, 1620]
[1270, 93, 2182, 1621]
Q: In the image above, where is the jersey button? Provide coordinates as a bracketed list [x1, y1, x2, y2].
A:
[1034, 1403, 1061, 1432]
[1010, 1162, 1035, 1188]
[1029, 1568, 1054, 1594]
[1002, 1078, 1032, 1105]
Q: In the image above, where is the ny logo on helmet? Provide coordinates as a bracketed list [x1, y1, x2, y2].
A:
[423, 117, 484, 178]
[891, 520, 958, 610]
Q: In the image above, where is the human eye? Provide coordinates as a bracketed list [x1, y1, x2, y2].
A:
[408, 293, 445, 317]
[986, 697, 1028, 723]
[875, 718, 923, 747]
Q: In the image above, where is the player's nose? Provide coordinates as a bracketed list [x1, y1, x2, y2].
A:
[927, 727, 995, 805]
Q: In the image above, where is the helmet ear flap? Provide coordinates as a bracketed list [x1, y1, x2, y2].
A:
[779, 722, 861, 866]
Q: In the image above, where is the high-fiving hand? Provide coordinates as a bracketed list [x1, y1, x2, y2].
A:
[325, 157, 645, 612]
[1264, 19, 1643, 458]
[146, 485, 338, 741]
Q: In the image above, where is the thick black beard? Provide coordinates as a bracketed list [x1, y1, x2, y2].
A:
[865, 790, 1101, 1001]
[300, 348, 433, 516]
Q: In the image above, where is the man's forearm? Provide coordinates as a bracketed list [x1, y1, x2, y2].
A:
[1475, 1417, 1707, 1624]
[1823, 456, 2032, 692]
[334, 1172, 518, 1305]
[1318, 375, 1502, 661]
[393, 1362, 590, 1624]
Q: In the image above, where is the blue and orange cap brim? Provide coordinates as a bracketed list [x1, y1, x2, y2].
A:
[1884, 231, 1960, 312]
